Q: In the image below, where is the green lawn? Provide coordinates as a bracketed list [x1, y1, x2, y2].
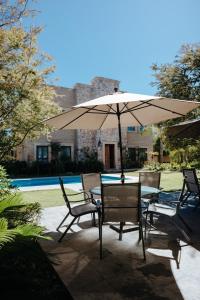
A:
[21, 171, 184, 208]
[125, 170, 183, 191]
[21, 188, 84, 208]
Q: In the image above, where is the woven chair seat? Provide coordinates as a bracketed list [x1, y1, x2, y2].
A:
[71, 203, 97, 216]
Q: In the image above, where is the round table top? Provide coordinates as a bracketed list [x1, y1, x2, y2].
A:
[90, 185, 160, 197]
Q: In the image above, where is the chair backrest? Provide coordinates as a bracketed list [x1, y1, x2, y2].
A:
[101, 182, 141, 223]
[81, 173, 101, 199]
[182, 169, 200, 194]
[59, 177, 71, 212]
[139, 171, 161, 189]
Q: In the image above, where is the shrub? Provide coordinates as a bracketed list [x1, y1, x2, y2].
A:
[0, 166, 48, 249]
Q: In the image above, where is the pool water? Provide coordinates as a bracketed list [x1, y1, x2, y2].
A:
[11, 175, 122, 188]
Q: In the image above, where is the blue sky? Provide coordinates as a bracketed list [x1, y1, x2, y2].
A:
[25, 0, 200, 94]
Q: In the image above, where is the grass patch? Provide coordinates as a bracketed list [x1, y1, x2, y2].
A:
[21, 188, 84, 208]
[21, 171, 184, 208]
[126, 170, 183, 191]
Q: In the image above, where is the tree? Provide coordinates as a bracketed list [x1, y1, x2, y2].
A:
[151, 44, 200, 124]
[151, 44, 200, 150]
[0, 0, 32, 28]
[0, 3, 60, 161]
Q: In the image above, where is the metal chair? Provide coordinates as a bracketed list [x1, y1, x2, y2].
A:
[99, 182, 146, 261]
[139, 171, 161, 202]
[144, 199, 192, 243]
[57, 177, 97, 242]
[144, 177, 194, 243]
[81, 173, 101, 204]
[181, 169, 200, 208]
[139, 171, 161, 226]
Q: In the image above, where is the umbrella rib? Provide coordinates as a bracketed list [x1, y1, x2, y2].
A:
[45, 106, 82, 121]
[120, 103, 128, 113]
[107, 104, 117, 113]
[122, 100, 186, 117]
[99, 105, 113, 129]
[59, 105, 100, 129]
[79, 106, 116, 114]
[142, 101, 186, 116]
[123, 103, 143, 126]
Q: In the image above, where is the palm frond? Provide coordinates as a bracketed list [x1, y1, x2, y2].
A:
[0, 218, 16, 248]
[14, 224, 51, 240]
[0, 193, 25, 214]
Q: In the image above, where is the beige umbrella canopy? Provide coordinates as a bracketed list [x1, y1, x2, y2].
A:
[46, 89, 200, 181]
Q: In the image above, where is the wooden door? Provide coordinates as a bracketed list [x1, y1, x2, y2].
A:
[105, 144, 115, 169]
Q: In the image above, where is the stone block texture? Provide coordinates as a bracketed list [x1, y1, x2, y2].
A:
[16, 77, 153, 170]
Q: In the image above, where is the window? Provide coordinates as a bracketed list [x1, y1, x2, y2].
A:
[36, 146, 48, 161]
[127, 126, 136, 132]
[58, 146, 71, 160]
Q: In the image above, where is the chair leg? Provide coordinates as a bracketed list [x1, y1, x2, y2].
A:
[98, 211, 101, 240]
[138, 224, 142, 241]
[143, 209, 150, 239]
[58, 217, 77, 243]
[139, 221, 146, 261]
[92, 212, 96, 226]
[56, 212, 70, 231]
[180, 192, 191, 207]
[119, 222, 124, 241]
[99, 217, 103, 259]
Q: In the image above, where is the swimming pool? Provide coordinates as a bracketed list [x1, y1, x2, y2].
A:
[11, 175, 122, 188]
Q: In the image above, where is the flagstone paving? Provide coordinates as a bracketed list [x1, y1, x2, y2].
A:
[39, 192, 200, 300]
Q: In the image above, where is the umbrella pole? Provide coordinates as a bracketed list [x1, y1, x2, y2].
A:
[117, 104, 125, 184]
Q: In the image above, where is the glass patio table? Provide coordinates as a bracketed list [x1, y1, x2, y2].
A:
[90, 185, 160, 198]
[90, 184, 160, 235]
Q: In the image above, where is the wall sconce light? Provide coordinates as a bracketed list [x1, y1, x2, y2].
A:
[98, 139, 102, 148]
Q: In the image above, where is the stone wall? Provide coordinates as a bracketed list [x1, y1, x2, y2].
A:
[74, 77, 121, 161]
[15, 76, 154, 169]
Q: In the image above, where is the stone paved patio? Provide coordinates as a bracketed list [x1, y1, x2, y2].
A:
[39, 196, 200, 300]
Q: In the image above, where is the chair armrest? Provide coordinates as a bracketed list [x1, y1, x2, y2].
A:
[66, 191, 92, 203]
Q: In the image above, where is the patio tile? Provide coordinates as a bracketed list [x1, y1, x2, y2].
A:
[39, 201, 200, 300]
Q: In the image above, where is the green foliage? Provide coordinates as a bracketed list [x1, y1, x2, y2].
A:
[76, 147, 104, 172]
[0, 218, 16, 247]
[168, 142, 200, 169]
[0, 193, 24, 214]
[152, 44, 200, 102]
[151, 44, 200, 162]
[13, 224, 49, 240]
[0, 25, 60, 161]
[0, 165, 48, 249]
[1, 195, 41, 227]
[153, 137, 161, 153]
[152, 44, 200, 129]
[144, 160, 200, 172]
[0, 165, 11, 198]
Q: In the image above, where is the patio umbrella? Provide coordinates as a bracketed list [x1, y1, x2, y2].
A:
[166, 118, 200, 139]
[46, 89, 200, 182]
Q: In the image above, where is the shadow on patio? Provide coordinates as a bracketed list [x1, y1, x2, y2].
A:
[39, 202, 200, 300]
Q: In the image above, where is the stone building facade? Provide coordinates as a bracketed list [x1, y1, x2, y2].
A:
[16, 77, 154, 170]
